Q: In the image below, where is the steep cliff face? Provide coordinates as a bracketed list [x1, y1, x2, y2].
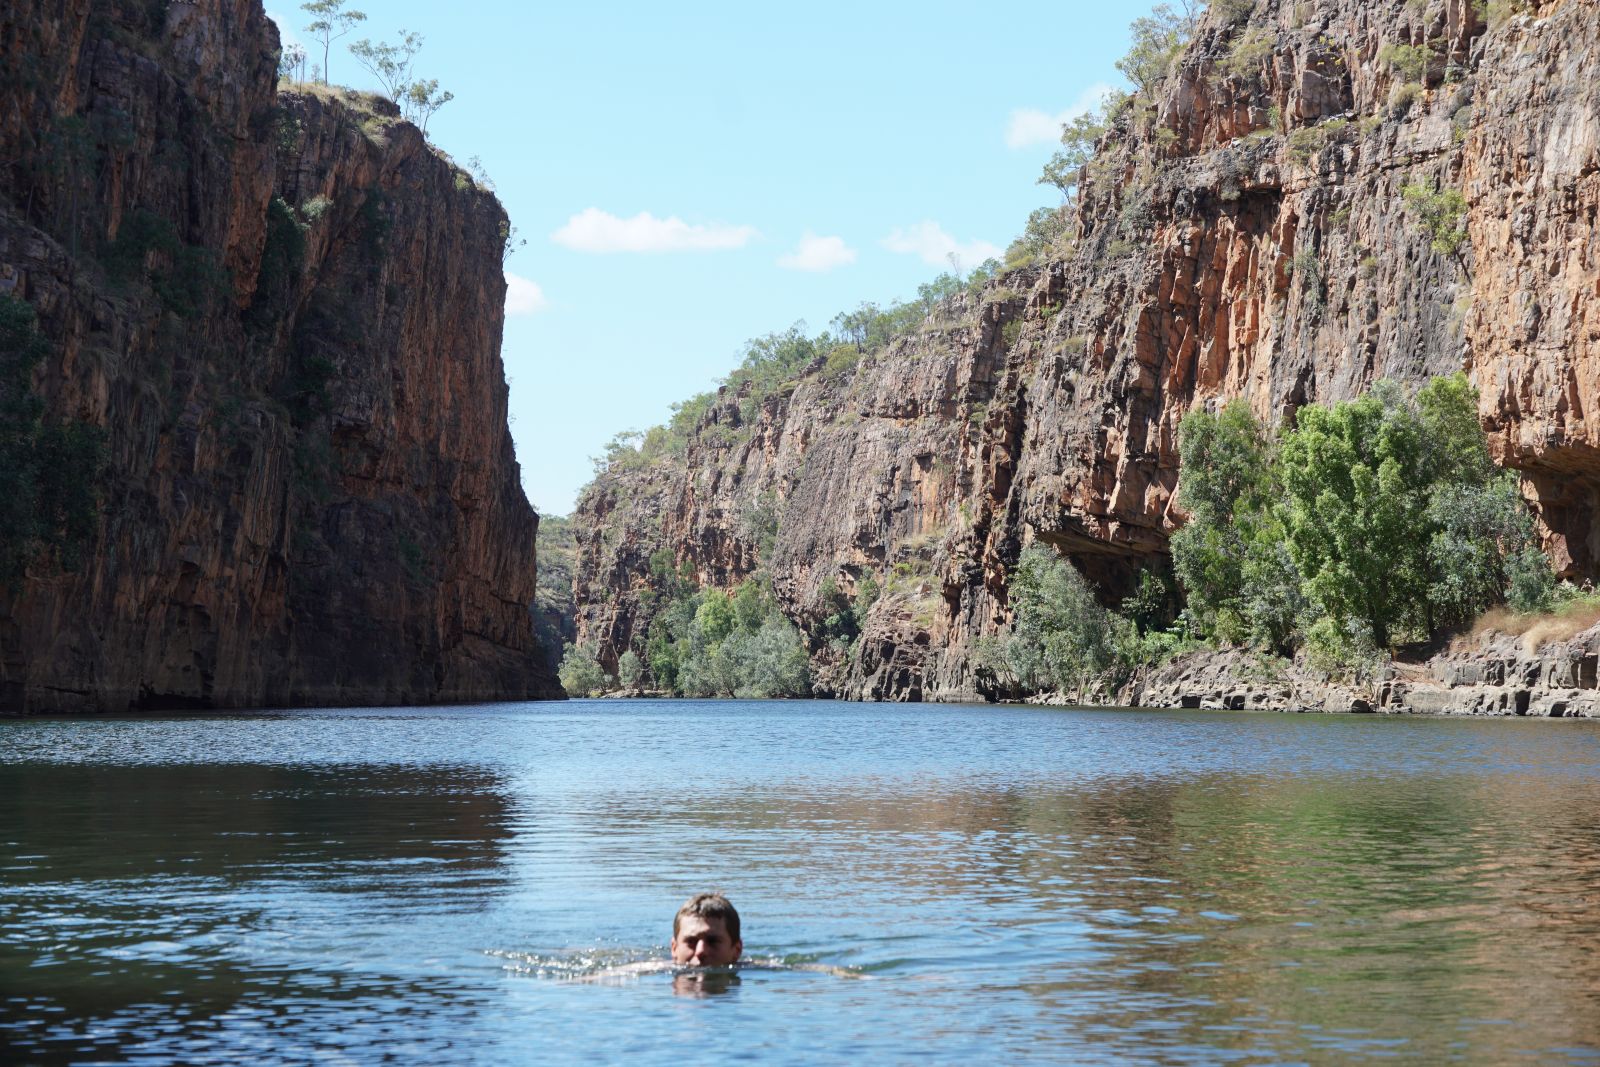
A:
[574, 0, 1600, 703]
[0, 0, 560, 710]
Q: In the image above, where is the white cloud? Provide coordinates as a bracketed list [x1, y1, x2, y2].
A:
[504, 272, 548, 315]
[776, 233, 856, 272]
[881, 222, 1003, 270]
[1004, 82, 1118, 149]
[550, 208, 758, 253]
[265, 9, 306, 52]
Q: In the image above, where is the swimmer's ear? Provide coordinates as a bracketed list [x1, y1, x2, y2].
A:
[733, 939, 743, 960]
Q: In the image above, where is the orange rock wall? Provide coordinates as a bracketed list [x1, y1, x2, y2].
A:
[0, 0, 558, 710]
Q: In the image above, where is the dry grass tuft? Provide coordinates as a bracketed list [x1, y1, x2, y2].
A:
[1468, 600, 1600, 654]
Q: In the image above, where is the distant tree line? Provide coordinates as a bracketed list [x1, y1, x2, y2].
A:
[559, 568, 811, 699]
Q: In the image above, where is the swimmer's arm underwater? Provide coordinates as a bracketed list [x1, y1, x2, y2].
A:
[572, 960, 678, 982]
[576, 959, 867, 983]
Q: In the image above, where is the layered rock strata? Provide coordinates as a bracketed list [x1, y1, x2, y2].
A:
[1127, 624, 1600, 718]
[574, 0, 1600, 708]
[0, 0, 559, 710]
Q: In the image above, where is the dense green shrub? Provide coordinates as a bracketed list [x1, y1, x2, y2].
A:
[1002, 545, 1118, 697]
[1116, 4, 1197, 92]
[1211, 0, 1256, 25]
[1168, 400, 1301, 648]
[617, 650, 644, 689]
[1218, 25, 1275, 80]
[642, 577, 812, 698]
[1378, 42, 1432, 83]
[1006, 207, 1072, 268]
[1473, 0, 1529, 27]
[989, 376, 1553, 697]
[1174, 375, 1551, 655]
[817, 573, 878, 643]
[558, 642, 611, 696]
[1401, 182, 1469, 254]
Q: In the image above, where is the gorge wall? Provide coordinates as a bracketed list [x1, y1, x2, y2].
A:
[573, 0, 1600, 703]
[0, 0, 560, 711]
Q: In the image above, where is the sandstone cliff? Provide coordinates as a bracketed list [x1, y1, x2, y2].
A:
[573, 0, 1600, 708]
[0, 0, 560, 710]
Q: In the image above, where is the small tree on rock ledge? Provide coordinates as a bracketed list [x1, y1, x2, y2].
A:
[302, 0, 366, 86]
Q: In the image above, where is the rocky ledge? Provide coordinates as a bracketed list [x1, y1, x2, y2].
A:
[1125, 623, 1600, 718]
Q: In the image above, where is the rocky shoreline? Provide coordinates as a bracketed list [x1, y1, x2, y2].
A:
[577, 619, 1600, 720]
[1121, 621, 1600, 719]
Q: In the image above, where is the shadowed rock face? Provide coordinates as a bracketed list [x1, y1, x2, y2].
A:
[574, 0, 1600, 703]
[0, 0, 560, 711]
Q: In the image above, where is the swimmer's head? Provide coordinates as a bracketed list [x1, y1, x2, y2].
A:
[671, 892, 742, 967]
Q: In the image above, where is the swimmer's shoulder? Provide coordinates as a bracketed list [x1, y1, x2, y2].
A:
[575, 960, 676, 982]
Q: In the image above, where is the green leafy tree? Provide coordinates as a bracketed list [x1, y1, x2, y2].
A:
[694, 590, 736, 645]
[1427, 475, 1550, 620]
[738, 615, 812, 697]
[558, 643, 610, 696]
[1401, 181, 1470, 255]
[646, 589, 702, 690]
[1172, 375, 1549, 655]
[1276, 380, 1436, 647]
[301, 0, 366, 85]
[349, 30, 422, 102]
[405, 79, 453, 135]
[1038, 109, 1107, 201]
[1006, 206, 1071, 267]
[1169, 401, 1293, 646]
[1276, 375, 1536, 646]
[916, 271, 965, 309]
[1116, 4, 1192, 93]
[1003, 545, 1117, 698]
[278, 42, 308, 82]
[732, 578, 772, 633]
[641, 569, 812, 698]
[617, 650, 644, 689]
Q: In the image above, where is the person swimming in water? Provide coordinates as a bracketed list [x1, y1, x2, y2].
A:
[572, 891, 856, 986]
[670, 892, 742, 967]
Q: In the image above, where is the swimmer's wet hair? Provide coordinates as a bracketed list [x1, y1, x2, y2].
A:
[674, 892, 740, 942]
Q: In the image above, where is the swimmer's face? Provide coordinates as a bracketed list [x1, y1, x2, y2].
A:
[671, 914, 742, 967]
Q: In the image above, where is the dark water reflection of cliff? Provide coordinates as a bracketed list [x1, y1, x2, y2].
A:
[0, 759, 513, 1061]
[3, 702, 1599, 1064]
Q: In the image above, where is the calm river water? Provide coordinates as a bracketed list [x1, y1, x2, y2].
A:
[3, 700, 1600, 1064]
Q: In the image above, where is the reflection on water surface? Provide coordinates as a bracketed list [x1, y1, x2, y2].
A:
[3, 701, 1599, 1064]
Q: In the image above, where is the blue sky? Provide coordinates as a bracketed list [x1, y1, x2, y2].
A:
[267, 1, 1142, 515]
